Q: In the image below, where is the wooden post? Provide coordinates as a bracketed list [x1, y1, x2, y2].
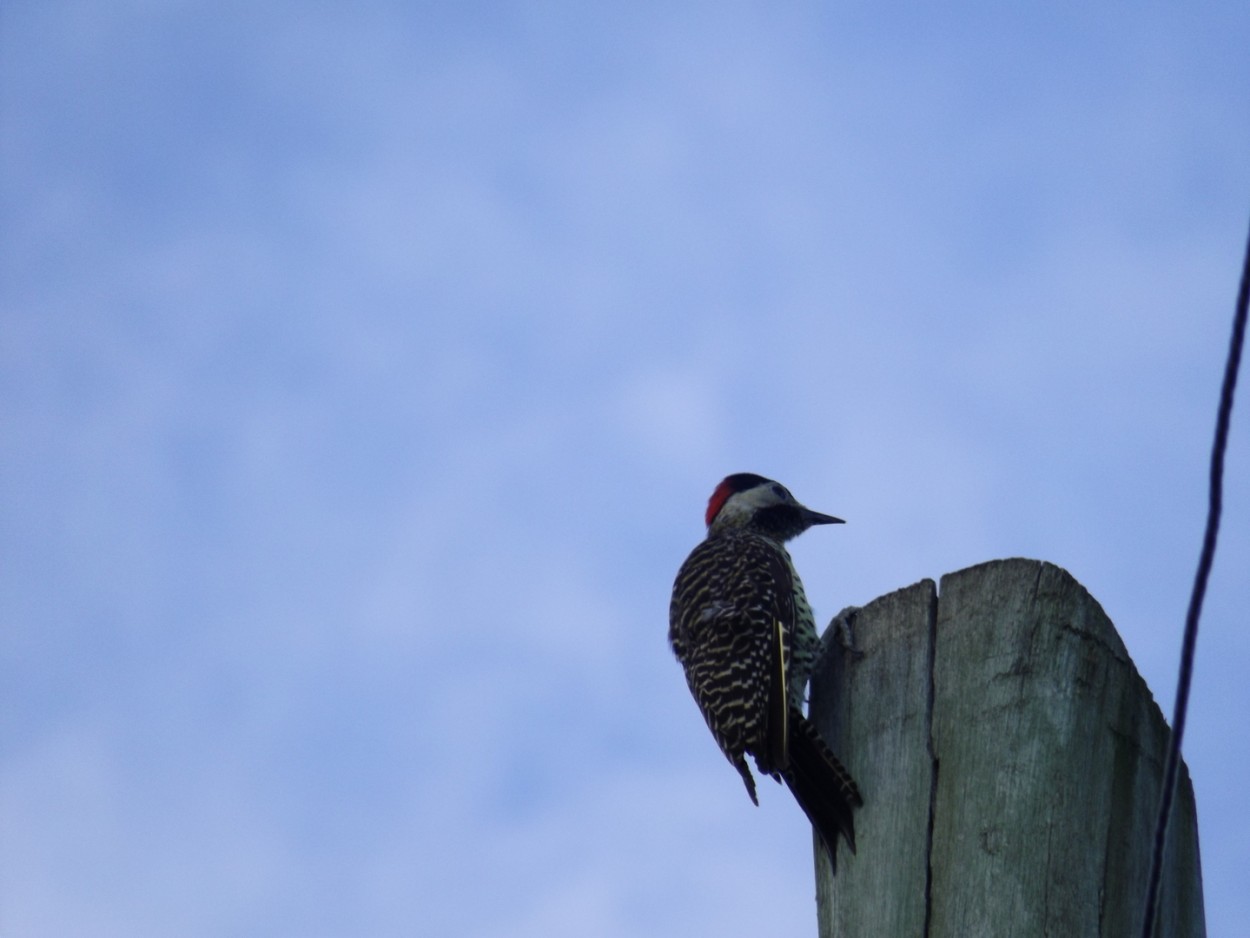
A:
[810, 558, 1205, 937]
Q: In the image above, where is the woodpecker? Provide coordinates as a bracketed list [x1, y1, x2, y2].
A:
[669, 473, 862, 861]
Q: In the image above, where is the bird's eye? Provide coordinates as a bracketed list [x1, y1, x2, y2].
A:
[771, 484, 786, 499]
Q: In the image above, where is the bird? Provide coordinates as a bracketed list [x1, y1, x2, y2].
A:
[669, 472, 862, 862]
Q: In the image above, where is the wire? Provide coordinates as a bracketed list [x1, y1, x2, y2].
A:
[1140, 219, 1249, 938]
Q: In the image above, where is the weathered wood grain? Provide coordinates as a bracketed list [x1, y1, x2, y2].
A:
[810, 558, 1204, 937]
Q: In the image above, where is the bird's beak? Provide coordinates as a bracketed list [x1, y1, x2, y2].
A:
[804, 509, 845, 526]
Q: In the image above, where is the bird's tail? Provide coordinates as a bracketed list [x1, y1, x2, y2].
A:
[782, 709, 862, 864]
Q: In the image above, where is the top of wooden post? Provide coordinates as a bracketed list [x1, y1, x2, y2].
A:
[809, 558, 1204, 938]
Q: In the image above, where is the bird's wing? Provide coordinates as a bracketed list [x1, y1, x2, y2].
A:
[669, 535, 797, 774]
[768, 613, 790, 771]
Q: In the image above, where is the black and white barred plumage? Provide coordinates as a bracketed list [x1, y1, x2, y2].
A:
[669, 473, 862, 860]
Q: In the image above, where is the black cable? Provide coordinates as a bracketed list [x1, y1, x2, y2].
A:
[1140, 219, 1249, 938]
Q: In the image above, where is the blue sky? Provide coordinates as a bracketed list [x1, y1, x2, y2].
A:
[3, 3, 1248, 935]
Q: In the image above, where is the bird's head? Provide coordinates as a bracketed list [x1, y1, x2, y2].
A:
[704, 473, 843, 542]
